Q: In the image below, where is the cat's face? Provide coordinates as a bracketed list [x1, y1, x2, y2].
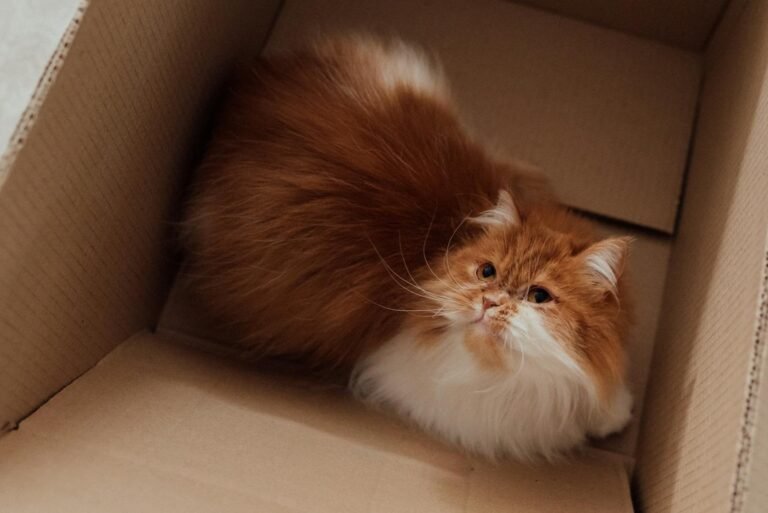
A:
[418, 193, 630, 395]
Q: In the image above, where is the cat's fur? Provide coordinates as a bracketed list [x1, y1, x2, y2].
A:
[182, 36, 633, 460]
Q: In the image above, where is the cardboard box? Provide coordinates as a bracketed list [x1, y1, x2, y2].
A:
[0, 0, 765, 511]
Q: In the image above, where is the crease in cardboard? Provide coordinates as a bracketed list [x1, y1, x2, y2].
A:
[1, 346, 106, 436]
[670, 73, 707, 235]
[517, 0, 729, 50]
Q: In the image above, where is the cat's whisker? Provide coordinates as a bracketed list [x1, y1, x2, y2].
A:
[514, 335, 526, 377]
[363, 302, 446, 316]
[395, 231, 472, 308]
[444, 214, 473, 288]
[395, 234, 456, 303]
[350, 291, 449, 316]
[398, 272, 467, 308]
[368, 239, 441, 299]
[368, 237, 467, 309]
[373, 239, 470, 312]
[419, 212, 468, 297]
[427, 304, 446, 316]
[502, 331, 523, 380]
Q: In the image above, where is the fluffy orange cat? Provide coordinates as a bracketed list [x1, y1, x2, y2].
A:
[182, 36, 633, 460]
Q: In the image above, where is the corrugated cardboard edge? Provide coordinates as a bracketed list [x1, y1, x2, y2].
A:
[732, 233, 768, 512]
[0, 0, 88, 190]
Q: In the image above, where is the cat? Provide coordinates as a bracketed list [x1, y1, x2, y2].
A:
[182, 35, 633, 461]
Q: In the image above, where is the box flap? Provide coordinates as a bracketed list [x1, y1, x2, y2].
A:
[267, 0, 701, 232]
[516, 0, 728, 50]
[636, 0, 768, 511]
[0, 0, 281, 431]
[0, 332, 633, 513]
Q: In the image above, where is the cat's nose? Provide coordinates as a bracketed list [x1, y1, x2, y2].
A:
[482, 296, 499, 311]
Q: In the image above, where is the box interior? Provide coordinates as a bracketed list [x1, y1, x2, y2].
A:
[516, 0, 729, 50]
[636, 0, 768, 511]
[0, 1, 766, 512]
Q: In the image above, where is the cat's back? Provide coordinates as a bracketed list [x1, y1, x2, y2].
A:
[193, 36, 503, 220]
[183, 36, 507, 367]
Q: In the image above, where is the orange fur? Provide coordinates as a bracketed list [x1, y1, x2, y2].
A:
[421, 206, 632, 397]
[182, 36, 631, 407]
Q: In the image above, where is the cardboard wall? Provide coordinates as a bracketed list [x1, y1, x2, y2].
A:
[0, 0, 281, 431]
[268, 0, 701, 233]
[636, 0, 768, 511]
[517, 0, 728, 50]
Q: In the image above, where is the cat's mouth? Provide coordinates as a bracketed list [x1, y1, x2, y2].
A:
[471, 300, 502, 325]
[469, 307, 506, 332]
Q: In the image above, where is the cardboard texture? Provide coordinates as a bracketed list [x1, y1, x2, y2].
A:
[517, 0, 728, 50]
[636, 0, 768, 511]
[266, 0, 702, 233]
[0, 0, 281, 430]
[1, 0, 768, 512]
[0, 332, 633, 513]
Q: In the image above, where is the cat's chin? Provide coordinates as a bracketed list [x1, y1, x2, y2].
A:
[464, 316, 508, 341]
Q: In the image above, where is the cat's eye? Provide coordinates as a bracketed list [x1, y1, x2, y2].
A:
[526, 286, 553, 304]
[476, 262, 496, 280]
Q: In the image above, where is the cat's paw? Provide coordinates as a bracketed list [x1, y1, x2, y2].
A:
[588, 385, 633, 438]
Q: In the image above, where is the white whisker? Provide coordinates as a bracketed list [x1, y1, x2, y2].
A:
[444, 214, 473, 288]
[368, 236, 467, 310]
[420, 212, 469, 297]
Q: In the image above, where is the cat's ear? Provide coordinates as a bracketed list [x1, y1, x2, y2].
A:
[470, 190, 520, 228]
[580, 237, 632, 294]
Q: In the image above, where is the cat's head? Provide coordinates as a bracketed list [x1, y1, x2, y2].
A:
[418, 190, 631, 397]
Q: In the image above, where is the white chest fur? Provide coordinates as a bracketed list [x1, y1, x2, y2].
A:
[351, 327, 628, 460]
